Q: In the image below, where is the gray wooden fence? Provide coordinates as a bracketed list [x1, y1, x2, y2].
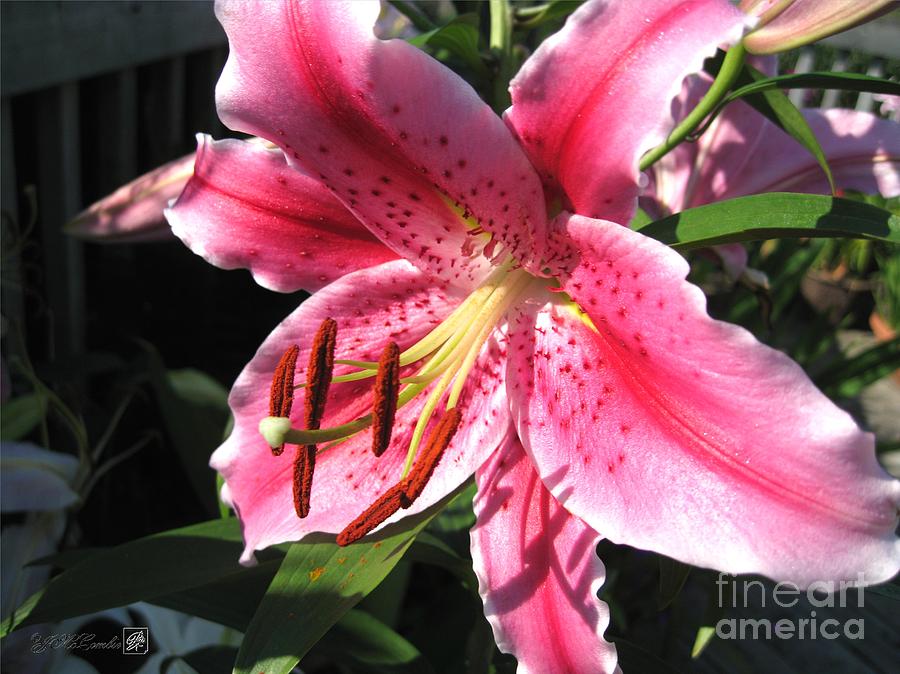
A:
[1, 1, 227, 365]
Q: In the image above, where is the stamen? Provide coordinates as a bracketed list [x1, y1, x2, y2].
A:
[268, 344, 299, 456]
[293, 445, 316, 518]
[305, 318, 338, 431]
[401, 407, 462, 508]
[296, 317, 337, 519]
[371, 342, 400, 457]
[336, 483, 405, 547]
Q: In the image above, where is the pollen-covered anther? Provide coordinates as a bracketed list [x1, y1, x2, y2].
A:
[336, 483, 405, 547]
[268, 344, 300, 456]
[293, 445, 316, 519]
[294, 317, 338, 519]
[305, 317, 338, 431]
[371, 342, 401, 457]
[401, 407, 462, 508]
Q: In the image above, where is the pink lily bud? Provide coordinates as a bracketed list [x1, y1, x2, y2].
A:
[741, 0, 899, 54]
[65, 153, 194, 243]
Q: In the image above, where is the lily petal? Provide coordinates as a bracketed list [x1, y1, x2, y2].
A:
[66, 153, 193, 243]
[214, 0, 547, 285]
[471, 434, 618, 674]
[212, 260, 509, 562]
[709, 108, 900, 199]
[0, 442, 80, 513]
[507, 214, 900, 587]
[167, 135, 397, 293]
[505, 0, 745, 225]
[743, 0, 899, 54]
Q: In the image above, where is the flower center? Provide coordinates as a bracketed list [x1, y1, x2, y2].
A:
[257, 262, 535, 543]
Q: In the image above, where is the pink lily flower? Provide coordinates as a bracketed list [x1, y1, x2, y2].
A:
[166, 1, 900, 671]
[645, 61, 900, 278]
[740, 0, 900, 54]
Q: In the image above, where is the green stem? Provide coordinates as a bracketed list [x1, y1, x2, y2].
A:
[639, 43, 746, 171]
[388, 0, 436, 32]
[489, 0, 513, 111]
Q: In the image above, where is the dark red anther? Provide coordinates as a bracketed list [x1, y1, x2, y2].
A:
[400, 407, 462, 508]
[268, 344, 300, 456]
[305, 318, 338, 432]
[336, 483, 405, 546]
[294, 317, 338, 519]
[293, 444, 316, 519]
[371, 342, 401, 457]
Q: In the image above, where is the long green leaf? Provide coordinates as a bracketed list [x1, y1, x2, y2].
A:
[726, 71, 900, 101]
[814, 337, 900, 399]
[733, 63, 834, 192]
[703, 55, 834, 193]
[0, 519, 253, 637]
[0, 393, 46, 441]
[318, 609, 435, 674]
[657, 556, 691, 611]
[637, 193, 899, 249]
[233, 487, 463, 674]
[142, 344, 227, 515]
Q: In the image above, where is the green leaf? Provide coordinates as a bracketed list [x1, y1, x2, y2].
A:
[407, 531, 477, 589]
[1, 519, 256, 637]
[514, 1, 581, 30]
[409, 17, 489, 79]
[691, 625, 717, 658]
[149, 559, 283, 632]
[628, 207, 653, 231]
[168, 368, 229, 410]
[614, 638, 682, 674]
[657, 556, 691, 611]
[427, 480, 476, 533]
[725, 71, 900, 102]
[233, 488, 463, 674]
[318, 609, 435, 673]
[0, 393, 46, 441]
[142, 344, 227, 515]
[637, 193, 899, 249]
[868, 582, 900, 602]
[162, 646, 239, 674]
[814, 337, 900, 399]
[732, 63, 834, 193]
[388, 0, 436, 32]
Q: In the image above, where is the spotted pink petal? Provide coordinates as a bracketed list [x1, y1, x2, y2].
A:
[505, 0, 745, 225]
[507, 213, 900, 587]
[66, 153, 193, 242]
[167, 135, 397, 293]
[214, 0, 548, 286]
[471, 434, 619, 674]
[213, 259, 510, 563]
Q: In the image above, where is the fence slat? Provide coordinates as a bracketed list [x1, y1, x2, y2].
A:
[35, 83, 85, 361]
